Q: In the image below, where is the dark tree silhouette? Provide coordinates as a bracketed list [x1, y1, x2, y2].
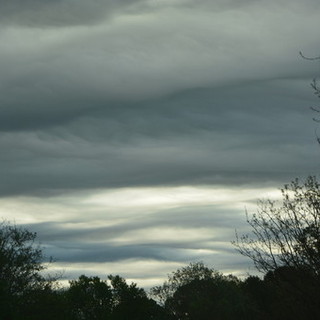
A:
[17, 284, 69, 320]
[261, 266, 320, 320]
[109, 275, 168, 320]
[0, 221, 53, 318]
[68, 275, 113, 320]
[0, 222, 45, 293]
[151, 262, 254, 320]
[233, 176, 320, 275]
[150, 262, 214, 306]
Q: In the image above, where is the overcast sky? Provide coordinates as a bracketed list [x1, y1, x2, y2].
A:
[1, 0, 320, 287]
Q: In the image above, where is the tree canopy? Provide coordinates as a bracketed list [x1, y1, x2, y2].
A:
[0, 221, 53, 318]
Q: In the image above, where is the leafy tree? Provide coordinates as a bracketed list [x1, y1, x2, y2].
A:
[150, 262, 214, 306]
[108, 275, 168, 320]
[151, 262, 253, 320]
[168, 277, 249, 320]
[0, 221, 46, 293]
[17, 285, 69, 320]
[66, 274, 168, 320]
[233, 176, 320, 275]
[108, 275, 145, 305]
[68, 275, 113, 320]
[233, 177, 320, 318]
[0, 221, 52, 318]
[262, 266, 320, 320]
[241, 276, 271, 319]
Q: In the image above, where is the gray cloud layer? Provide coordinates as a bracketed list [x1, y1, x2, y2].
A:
[0, 0, 145, 27]
[0, 80, 318, 196]
[25, 203, 248, 281]
[1, 0, 320, 284]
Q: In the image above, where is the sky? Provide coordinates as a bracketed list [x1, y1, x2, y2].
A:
[1, 0, 320, 288]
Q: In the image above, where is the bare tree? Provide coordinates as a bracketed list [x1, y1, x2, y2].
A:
[233, 176, 320, 275]
[300, 52, 320, 141]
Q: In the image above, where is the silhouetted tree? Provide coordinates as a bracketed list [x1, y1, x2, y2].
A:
[233, 176, 320, 275]
[109, 275, 168, 320]
[233, 176, 320, 318]
[241, 276, 271, 319]
[17, 284, 69, 320]
[150, 262, 214, 307]
[262, 266, 320, 320]
[68, 275, 113, 320]
[0, 221, 53, 319]
[151, 262, 254, 320]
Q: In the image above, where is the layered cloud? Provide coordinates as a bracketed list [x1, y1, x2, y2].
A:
[0, 0, 320, 286]
[0, 83, 318, 197]
[0, 185, 269, 285]
[0, 0, 146, 27]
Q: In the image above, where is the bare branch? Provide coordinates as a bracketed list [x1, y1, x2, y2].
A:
[233, 177, 320, 276]
[299, 51, 320, 60]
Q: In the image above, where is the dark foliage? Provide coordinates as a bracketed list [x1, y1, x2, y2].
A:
[151, 262, 257, 320]
[233, 176, 320, 319]
[67, 275, 113, 320]
[66, 274, 170, 320]
[0, 221, 56, 319]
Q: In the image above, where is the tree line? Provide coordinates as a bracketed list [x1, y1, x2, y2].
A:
[1, 176, 320, 319]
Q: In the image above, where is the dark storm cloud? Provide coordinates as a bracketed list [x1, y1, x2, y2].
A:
[0, 79, 318, 196]
[1, 0, 320, 285]
[1, 0, 319, 134]
[3, 0, 316, 28]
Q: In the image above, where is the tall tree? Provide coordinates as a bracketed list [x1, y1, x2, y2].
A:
[233, 176, 320, 318]
[0, 221, 51, 318]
